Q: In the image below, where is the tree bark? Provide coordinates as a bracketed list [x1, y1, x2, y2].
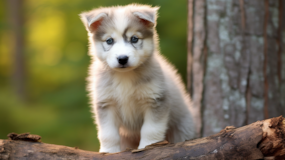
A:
[188, 0, 285, 137]
[187, 0, 207, 138]
[1, 116, 284, 160]
[7, 0, 27, 102]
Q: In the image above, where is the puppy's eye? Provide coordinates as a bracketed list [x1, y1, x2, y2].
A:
[106, 38, 114, 45]
[131, 36, 139, 43]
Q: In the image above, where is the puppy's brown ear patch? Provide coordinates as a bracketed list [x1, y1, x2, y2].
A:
[80, 12, 108, 32]
[132, 7, 159, 28]
[89, 19, 103, 32]
[133, 12, 154, 28]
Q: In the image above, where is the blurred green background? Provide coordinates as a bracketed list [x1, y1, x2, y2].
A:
[0, 0, 188, 151]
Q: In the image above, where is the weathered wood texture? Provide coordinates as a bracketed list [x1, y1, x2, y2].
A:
[1, 117, 284, 160]
[188, 0, 285, 137]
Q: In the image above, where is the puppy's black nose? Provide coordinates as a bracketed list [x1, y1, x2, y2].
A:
[117, 55, 129, 65]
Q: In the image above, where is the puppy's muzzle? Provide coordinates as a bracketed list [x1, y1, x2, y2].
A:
[117, 55, 129, 65]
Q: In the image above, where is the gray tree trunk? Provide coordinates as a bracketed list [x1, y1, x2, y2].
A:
[7, 0, 27, 102]
[187, 0, 285, 137]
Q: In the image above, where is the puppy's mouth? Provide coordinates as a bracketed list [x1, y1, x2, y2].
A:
[113, 64, 135, 72]
[117, 64, 128, 68]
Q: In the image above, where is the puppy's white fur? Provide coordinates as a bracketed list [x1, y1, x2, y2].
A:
[80, 4, 196, 153]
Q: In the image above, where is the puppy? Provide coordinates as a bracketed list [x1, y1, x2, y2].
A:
[80, 4, 196, 153]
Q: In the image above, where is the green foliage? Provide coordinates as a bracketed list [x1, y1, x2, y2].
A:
[0, 0, 188, 151]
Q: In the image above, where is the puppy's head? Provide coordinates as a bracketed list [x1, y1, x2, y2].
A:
[80, 4, 159, 72]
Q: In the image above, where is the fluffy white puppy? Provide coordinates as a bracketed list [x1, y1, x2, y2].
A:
[80, 4, 196, 153]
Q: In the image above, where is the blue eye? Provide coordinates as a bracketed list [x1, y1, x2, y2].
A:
[131, 36, 139, 43]
[106, 38, 114, 45]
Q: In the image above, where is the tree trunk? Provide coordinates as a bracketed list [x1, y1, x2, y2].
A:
[187, 0, 285, 137]
[1, 117, 285, 160]
[7, 0, 27, 102]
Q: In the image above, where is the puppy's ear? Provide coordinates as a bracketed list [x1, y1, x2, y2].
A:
[80, 10, 108, 33]
[132, 6, 159, 28]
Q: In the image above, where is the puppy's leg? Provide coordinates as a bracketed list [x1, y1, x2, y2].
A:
[167, 115, 196, 143]
[97, 107, 120, 153]
[120, 135, 139, 151]
[173, 116, 196, 142]
[138, 107, 169, 149]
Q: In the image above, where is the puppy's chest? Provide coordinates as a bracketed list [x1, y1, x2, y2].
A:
[109, 79, 159, 129]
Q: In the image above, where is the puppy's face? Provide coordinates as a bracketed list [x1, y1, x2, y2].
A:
[80, 5, 159, 72]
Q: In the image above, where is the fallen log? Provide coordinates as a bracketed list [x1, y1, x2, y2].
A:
[0, 116, 284, 160]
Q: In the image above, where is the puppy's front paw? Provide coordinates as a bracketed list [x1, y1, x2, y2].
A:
[99, 146, 121, 153]
[138, 140, 157, 149]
